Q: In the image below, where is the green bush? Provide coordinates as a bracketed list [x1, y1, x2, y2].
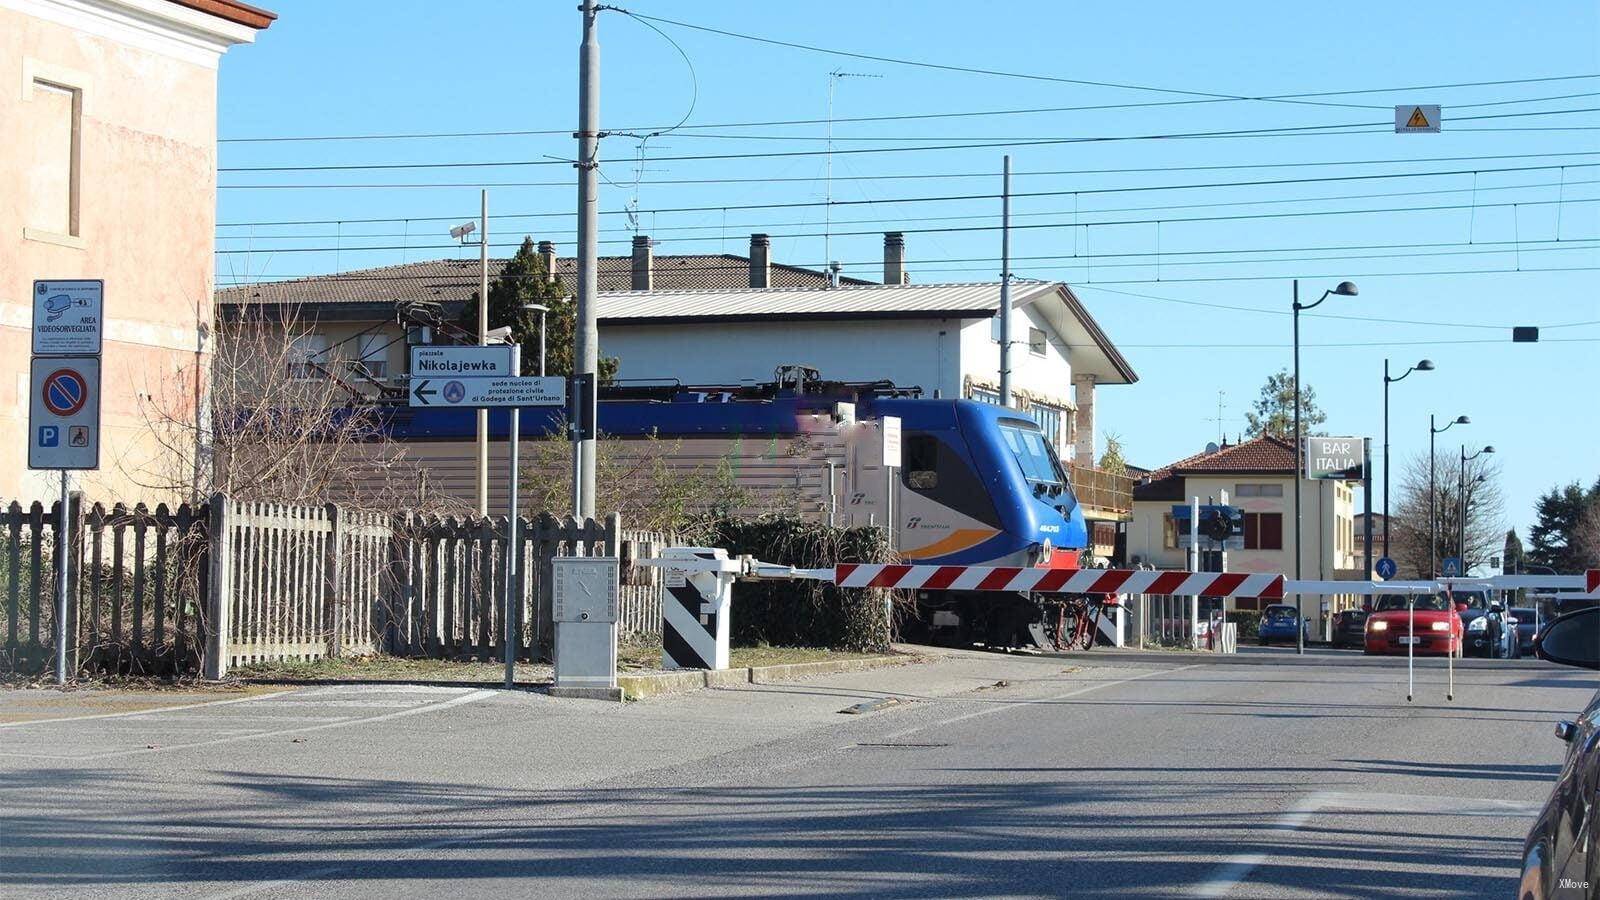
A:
[1227, 610, 1261, 641]
[690, 517, 893, 653]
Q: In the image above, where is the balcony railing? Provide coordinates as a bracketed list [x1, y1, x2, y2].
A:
[1070, 465, 1134, 518]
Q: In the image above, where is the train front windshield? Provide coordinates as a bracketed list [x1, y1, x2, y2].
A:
[999, 422, 1066, 486]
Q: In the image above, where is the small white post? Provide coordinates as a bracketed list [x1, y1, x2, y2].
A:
[1445, 584, 1456, 701]
[1407, 596, 1415, 702]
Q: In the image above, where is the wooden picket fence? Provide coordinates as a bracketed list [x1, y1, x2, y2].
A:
[0, 493, 671, 677]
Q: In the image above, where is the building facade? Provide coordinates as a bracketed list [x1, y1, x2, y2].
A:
[1127, 436, 1364, 632]
[2, 0, 272, 500]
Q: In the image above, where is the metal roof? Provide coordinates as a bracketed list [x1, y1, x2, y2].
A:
[599, 281, 1138, 385]
[597, 281, 1051, 320]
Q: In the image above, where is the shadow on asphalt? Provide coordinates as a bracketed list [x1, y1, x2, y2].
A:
[0, 767, 1522, 899]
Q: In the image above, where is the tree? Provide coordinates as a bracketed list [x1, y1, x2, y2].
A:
[460, 236, 618, 380]
[1098, 433, 1128, 475]
[1503, 528, 1526, 574]
[1529, 479, 1600, 572]
[1243, 369, 1325, 441]
[1389, 450, 1505, 578]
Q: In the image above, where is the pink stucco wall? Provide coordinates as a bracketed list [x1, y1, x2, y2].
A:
[1, 6, 223, 502]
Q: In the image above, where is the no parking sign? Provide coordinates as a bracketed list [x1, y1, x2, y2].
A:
[28, 358, 100, 470]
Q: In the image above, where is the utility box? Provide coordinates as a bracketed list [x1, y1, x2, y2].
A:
[552, 557, 620, 692]
[660, 546, 738, 671]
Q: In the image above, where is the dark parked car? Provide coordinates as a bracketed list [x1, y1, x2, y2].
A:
[1511, 606, 1541, 656]
[1519, 607, 1600, 899]
[1461, 601, 1520, 659]
[1257, 603, 1309, 646]
[1331, 607, 1367, 648]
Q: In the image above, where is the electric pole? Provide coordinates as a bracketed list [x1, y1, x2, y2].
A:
[998, 155, 1012, 406]
[475, 189, 489, 517]
[574, 0, 600, 519]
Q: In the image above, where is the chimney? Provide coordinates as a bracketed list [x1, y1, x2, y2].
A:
[883, 232, 906, 285]
[631, 234, 653, 291]
[537, 240, 557, 284]
[749, 233, 770, 288]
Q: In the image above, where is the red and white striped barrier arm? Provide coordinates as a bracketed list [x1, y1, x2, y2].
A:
[833, 564, 1285, 599]
[1589, 570, 1600, 594]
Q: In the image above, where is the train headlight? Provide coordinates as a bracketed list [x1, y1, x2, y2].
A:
[1039, 539, 1054, 565]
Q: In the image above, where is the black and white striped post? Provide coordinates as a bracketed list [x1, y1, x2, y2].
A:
[659, 547, 740, 670]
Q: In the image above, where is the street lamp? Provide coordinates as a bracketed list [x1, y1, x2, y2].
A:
[1292, 278, 1357, 654]
[1459, 447, 1494, 568]
[523, 303, 549, 376]
[1429, 414, 1469, 577]
[1383, 359, 1433, 562]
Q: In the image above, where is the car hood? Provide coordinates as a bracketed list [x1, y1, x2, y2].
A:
[1368, 609, 1455, 625]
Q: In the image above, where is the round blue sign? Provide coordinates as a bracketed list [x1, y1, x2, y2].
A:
[1374, 557, 1398, 580]
[442, 380, 467, 404]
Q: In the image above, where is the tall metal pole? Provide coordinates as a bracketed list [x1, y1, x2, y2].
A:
[1429, 414, 1437, 579]
[1292, 280, 1304, 654]
[476, 189, 490, 517]
[55, 470, 68, 685]
[574, 0, 600, 519]
[505, 344, 522, 688]
[998, 155, 1012, 406]
[1362, 438, 1373, 577]
[1382, 359, 1391, 561]
[1459, 446, 1469, 567]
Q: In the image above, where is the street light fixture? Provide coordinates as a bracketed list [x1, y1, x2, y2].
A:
[1459, 445, 1495, 570]
[1429, 414, 1470, 577]
[523, 303, 549, 376]
[1383, 358, 1433, 562]
[1292, 279, 1357, 654]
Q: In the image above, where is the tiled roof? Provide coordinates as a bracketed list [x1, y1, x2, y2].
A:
[1134, 436, 1299, 501]
[215, 253, 870, 307]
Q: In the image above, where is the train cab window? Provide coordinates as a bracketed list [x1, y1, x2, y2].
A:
[999, 421, 1064, 485]
[904, 435, 939, 490]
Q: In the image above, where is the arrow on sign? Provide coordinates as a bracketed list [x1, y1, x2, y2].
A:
[411, 380, 436, 405]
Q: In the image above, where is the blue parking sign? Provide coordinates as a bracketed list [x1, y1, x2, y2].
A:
[38, 426, 59, 448]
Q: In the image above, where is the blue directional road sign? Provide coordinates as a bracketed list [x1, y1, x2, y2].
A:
[1375, 557, 1398, 580]
[1441, 557, 1463, 577]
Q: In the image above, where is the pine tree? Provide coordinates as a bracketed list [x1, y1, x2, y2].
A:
[1243, 369, 1325, 441]
[1503, 528, 1525, 573]
[459, 237, 619, 380]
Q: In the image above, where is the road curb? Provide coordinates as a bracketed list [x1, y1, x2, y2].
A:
[548, 685, 624, 702]
[749, 656, 911, 684]
[616, 655, 911, 701]
[1045, 648, 1556, 669]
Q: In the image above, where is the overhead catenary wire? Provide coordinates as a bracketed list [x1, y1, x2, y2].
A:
[211, 193, 1600, 254]
[214, 88, 1600, 144]
[215, 173, 1600, 242]
[215, 157, 1600, 226]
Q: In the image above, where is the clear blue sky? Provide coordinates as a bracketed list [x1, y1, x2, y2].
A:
[215, 0, 1600, 540]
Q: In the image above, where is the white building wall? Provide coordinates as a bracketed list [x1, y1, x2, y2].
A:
[600, 318, 966, 399]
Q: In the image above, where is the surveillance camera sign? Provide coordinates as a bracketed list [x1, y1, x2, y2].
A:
[1305, 436, 1367, 480]
[32, 279, 103, 356]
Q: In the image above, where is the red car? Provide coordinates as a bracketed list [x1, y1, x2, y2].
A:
[1363, 594, 1465, 656]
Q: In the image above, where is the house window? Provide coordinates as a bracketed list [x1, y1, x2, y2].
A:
[1029, 403, 1063, 446]
[1028, 327, 1047, 357]
[969, 386, 1001, 405]
[288, 333, 330, 379]
[24, 78, 82, 241]
[1243, 512, 1284, 550]
[1162, 514, 1178, 550]
[1235, 483, 1284, 498]
[348, 334, 389, 380]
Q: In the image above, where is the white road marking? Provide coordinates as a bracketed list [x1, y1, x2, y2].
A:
[881, 663, 1202, 741]
[1191, 790, 1541, 898]
[0, 690, 294, 729]
[23, 688, 497, 761]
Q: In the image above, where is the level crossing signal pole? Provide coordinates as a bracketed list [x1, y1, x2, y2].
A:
[574, 0, 600, 519]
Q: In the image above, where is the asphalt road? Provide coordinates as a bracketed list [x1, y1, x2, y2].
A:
[1, 651, 1591, 899]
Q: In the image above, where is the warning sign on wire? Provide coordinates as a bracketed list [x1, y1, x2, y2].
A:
[1395, 105, 1441, 133]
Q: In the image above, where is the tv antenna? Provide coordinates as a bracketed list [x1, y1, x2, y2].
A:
[825, 70, 882, 268]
